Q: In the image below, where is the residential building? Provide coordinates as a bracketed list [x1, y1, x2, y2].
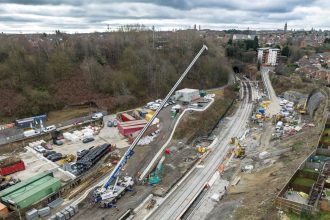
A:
[232, 34, 256, 41]
[257, 47, 280, 66]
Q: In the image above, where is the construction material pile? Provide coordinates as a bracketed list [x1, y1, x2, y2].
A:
[73, 143, 111, 175]
[28, 140, 46, 148]
[137, 130, 160, 146]
[63, 126, 97, 142]
[0, 157, 21, 168]
[252, 100, 271, 125]
[273, 98, 301, 138]
[0, 156, 25, 176]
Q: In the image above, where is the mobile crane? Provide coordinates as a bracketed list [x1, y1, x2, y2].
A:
[93, 45, 208, 208]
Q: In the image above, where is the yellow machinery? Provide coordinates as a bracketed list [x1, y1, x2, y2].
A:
[231, 137, 246, 158]
[272, 114, 286, 124]
[298, 98, 308, 115]
[58, 154, 76, 165]
[297, 98, 308, 115]
[197, 146, 206, 153]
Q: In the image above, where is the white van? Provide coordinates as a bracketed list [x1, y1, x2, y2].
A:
[43, 125, 56, 133]
[24, 129, 40, 137]
[150, 103, 160, 111]
[92, 112, 103, 119]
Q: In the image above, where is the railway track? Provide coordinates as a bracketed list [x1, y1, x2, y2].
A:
[147, 80, 255, 220]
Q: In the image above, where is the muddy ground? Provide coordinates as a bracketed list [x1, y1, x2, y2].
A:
[205, 102, 326, 220]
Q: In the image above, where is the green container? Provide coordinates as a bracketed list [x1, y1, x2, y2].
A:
[0, 171, 53, 198]
[171, 111, 177, 118]
[1, 171, 61, 210]
[200, 90, 207, 97]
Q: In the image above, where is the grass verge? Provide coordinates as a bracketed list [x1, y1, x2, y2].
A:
[173, 86, 237, 143]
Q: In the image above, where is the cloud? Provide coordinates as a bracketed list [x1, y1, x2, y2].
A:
[0, 0, 328, 33]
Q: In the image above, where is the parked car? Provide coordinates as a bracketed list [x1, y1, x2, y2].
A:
[150, 106, 157, 111]
[43, 151, 56, 157]
[146, 102, 155, 109]
[107, 121, 113, 127]
[49, 153, 63, 162]
[47, 152, 58, 160]
[164, 103, 169, 108]
[155, 99, 162, 103]
[41, 142, 53, 150]
[92, 112, 103, 120]
[34, 145, 46, 153]
[150, 103, 160, 111]
[53, 139, 64, 146]
[113, 120, 118, 127]
[82, 137, 95, 143]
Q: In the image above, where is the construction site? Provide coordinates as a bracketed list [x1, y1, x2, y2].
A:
[0, 47, 329, 220]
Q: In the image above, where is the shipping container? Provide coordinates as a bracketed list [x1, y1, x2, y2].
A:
[15, 114, 47, 129]
[118, 119, 147, 127]
[121, 113, 135, 122]
[0, 160, 25, 176]
[120, 125, 145, 136]
[15, 118, 34, 129]
[0, 171, 61, 210]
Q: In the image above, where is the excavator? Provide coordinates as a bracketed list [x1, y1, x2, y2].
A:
[230, 137, 246, 158]
[148, 156, 165, 186]
[297, 98, 308, 115]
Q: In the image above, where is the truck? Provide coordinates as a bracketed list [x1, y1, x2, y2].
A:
[96, 176, 134, 208]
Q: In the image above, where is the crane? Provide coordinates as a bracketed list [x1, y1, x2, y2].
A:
[93, 45, 208, 207]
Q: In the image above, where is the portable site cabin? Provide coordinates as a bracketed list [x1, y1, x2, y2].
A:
[175, 88, 200, 103]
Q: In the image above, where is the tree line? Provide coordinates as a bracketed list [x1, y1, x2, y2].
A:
[0, 30, 231, 118]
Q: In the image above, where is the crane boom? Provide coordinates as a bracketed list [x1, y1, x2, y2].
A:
[102, 45, 208, 190]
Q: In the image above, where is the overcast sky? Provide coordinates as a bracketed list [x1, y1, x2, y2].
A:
[0, 0, 329, 33]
